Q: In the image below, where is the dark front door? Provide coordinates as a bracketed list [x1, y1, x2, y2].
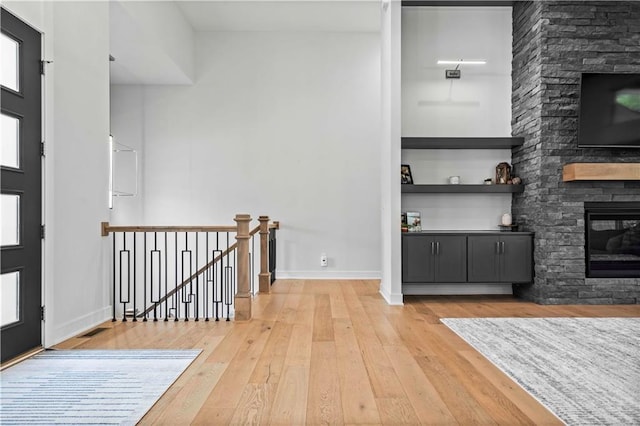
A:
[1, 7, 43, 363]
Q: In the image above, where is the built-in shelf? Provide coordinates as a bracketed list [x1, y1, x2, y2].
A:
[563, 163, 640, 181]
[401, 137, 524, 150]
[402, 184, 524, 193]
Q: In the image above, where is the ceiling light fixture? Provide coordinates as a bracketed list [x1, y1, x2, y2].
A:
[437, 60, 487, 65]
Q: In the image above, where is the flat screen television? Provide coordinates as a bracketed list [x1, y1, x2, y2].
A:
[578, 73, 640, 148]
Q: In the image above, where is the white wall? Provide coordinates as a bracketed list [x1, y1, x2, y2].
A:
[402, 7, 512, 137]
[400, 6, 513, 295]
[3, 1, 112, 346]
[401, 7, 513, 232]
[109, 1, 194, 85]
[110, 85, 145, 224]
[111, 30, 382, 278]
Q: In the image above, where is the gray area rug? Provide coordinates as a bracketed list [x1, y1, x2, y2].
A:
[0, 349, 200, 425]
[441, 317, 640, 426]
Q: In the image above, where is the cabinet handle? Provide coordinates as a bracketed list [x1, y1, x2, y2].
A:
[436, 241, 440, 255]
[495, 241, 500, 255]
[501, 241, 505, 254]
[430, 242, 435, 255]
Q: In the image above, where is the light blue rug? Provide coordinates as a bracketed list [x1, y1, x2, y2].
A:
[442, 317, 640, 426]
[0, 349, 201, 425]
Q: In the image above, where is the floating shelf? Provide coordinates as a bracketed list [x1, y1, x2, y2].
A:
[402, 184, 524, 194]
[401, 137, 524, 150]
[563, 163, 640, 181]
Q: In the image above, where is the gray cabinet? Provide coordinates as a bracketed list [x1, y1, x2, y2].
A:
[402, 232, 534, 285]
[402, 235, 467, 283]
[468, 235, 533, 283]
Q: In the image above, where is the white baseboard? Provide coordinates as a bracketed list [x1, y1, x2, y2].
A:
[379, 286, 404, 305]
[402, 284, 513, 296]
[276, 270, 381, 280]
[46, 305, 112, 348]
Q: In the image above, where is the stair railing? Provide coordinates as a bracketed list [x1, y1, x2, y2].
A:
[101, 214, 279, 322]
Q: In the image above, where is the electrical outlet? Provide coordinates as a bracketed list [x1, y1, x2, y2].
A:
[320, 253, 328, 267]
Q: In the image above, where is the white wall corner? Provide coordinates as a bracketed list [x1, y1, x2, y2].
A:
[110, 0, 195, 84]
[380, 0, 403, 305]
[379, 283, 404, 305]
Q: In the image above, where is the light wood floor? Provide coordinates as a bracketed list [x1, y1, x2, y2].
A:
[56, 280, 640, 425]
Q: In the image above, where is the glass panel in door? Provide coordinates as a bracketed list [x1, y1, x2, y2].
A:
[1, 113, 20, 168]
[0, 32, 20, 92]
[1, 193, 20, 246]
[1, 271, 20, 327]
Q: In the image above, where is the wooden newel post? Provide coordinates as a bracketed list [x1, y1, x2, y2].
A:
[234, 213, 252, 321]
[258, 216, 271, 294]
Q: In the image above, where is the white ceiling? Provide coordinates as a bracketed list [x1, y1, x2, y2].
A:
[110, 0, 381, 85]
[176, 1, 381, 33]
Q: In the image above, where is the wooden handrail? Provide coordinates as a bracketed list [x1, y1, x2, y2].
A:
[137, 224, 262, 318]
[101, 223, 236, 237]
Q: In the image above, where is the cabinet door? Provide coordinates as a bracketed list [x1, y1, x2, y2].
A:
[467, 236, 500, 282]
[433, 236, 467, 282]
[500, 235, 533, 283]
[402, 235, 434, 282]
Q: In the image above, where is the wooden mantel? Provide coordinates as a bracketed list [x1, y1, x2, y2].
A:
[563, 163, 640, 181]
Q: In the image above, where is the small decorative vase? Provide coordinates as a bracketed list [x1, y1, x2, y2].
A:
[501, 213, 512, 226]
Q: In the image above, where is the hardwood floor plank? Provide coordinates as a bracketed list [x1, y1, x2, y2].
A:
[330, 289, 350, 319]
[375, 397, 421, 425]
[333, 318, 381, 425]
[383, 344, 456, 424]
[360, 343, 406, 398]
[360, 298, 404, 346]
[141, 359, 228, 425]
[306, 342, 344, 425]
[268, 365, 309, 425]
[341, 283, 382, 346]
[402, 316, 512, 425]
[414, 353, 498, 425]
[284, 324, 313, 367]
[254, 292, 287, 322]
[249, 322, 294, 385]
[294, 294, 315, 326]
[191, 320, 274, 425]
[312, 294, 334, 342]
[287, 279, 305, 294]
[229, 383, 275, 426]
[276, 293, 301, 324]
[205, 322, 252, 364]
[51, 280, 640, 426]
[385, 309, 438, 359]
[459, 350, 563, 426]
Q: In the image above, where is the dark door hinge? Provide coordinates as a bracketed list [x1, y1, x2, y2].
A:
[41, 306, 45, 321]
[40, 225, 45, 239]
[40, 142, 45, 157]
[40, 60, 52, 75]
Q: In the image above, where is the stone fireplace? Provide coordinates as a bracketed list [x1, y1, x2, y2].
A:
[510, 1, 640, 304]
[585, 202, 640, 278]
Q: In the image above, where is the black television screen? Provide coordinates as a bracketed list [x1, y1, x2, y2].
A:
[578, 73, 640, 148]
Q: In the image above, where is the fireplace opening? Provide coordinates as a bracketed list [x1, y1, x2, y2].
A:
[585, 202, 640, 278]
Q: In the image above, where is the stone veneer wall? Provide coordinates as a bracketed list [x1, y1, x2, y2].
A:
[511, 1, 640, 304]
